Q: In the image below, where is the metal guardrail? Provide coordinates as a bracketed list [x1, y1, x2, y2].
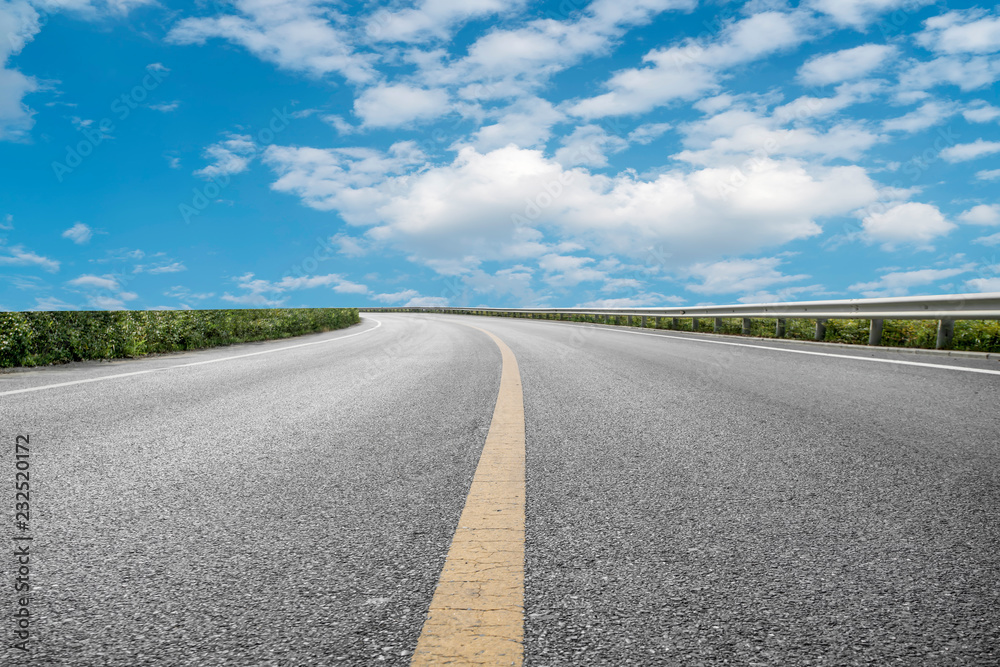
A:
[361, 292, 1000, 350]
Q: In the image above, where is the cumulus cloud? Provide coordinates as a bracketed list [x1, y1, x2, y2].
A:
[962, 101, 1000, 123]
[861, 202, 955, 249]
[147, 262, 187, 274]
[958, 204, 1000, 225]
[353, 84, 450, 127]
[0, 0, 41, 141]
[195, 134, 258, 179]
[553, 124, 628, 168]
[470, 97, 564, 152]
[68, 274, 118, 290]
[797, 44, 896, 86]
[966, 276, 1000, 291]
[850, 267, 971, 297]
[685, 256, 810, 295]
[421, 0, 696, 102]
[568, 11, 811, 118]
[0, 245, 59, 272]
[167, 0, 375, 83]
[881, 100, 956, 133]
[61, 222, 93, 244]
[265, 143, 881, 271]
[809, 0, 935, 29]
[917, 10, 1000, 55]
[222, 272, 369, 306]
[366, 0, 527, 43]
[941, 139, 1000, 162]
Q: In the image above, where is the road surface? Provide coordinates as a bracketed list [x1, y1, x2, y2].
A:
[2, 313, 998, 665]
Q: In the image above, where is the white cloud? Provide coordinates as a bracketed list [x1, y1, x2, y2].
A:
[861, 202, 955, 248]
[221, 292, 285, 307]
[0, 245, 59, 272]
[165, 286, 214, 300]
[366, 0, 526, 43]
[973, 232, 1000, 247]
[470, 97, 564, 152]
[265, 144, 881, 270]
[150, 101, 180, 112]
[686, 256, 810, 295]
[797, 44, 896, 86]
[264, 142, 427, 222]
[353, 84, 450, 128]
[538, 253, 604, 287]
[959, 204, 1000, 225]
[61, 222, 93, 244]
[427, 0, 696, 102]
[147, 262, 187, 274]
[940, 139, 1000, 162]
[406, 295, 449, 307]
[373, 289, 419, 304]
[223, 272, 369, 305]
[809, 0, 935, 29]
[601, 278, 642, 292]
[917, 10, 1000, 55]
[569, 11, 811, 118]
[881, 100, 956, 133]
[736, 285, 824, 304]
[976, 169, 1000, 180]
[963, 101, 1000, 123]
[553, 124, 628, 168]
[30, 297, 77, 311]
[577, 293, 682, 308]
[0, 213, 12, 230]
[196, 134, 257, 179]
[0, 0, 41, 141]
[898, 54, 1000, 92]
[68, 274, 118, 290]
[850, 267, 971, 297]
[167, 0, 375, 83]
[627, 122, 672, 145]
[966, 276, 1000, 291]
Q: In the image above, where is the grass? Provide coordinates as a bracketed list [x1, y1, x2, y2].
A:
[0, 308, 360, 368]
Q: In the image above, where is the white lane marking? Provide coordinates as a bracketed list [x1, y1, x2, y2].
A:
[0, 318, 383, 398]
[439, 315, 1000, 377]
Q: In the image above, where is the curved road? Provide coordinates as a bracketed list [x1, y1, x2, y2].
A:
[2, 313, 998, 665]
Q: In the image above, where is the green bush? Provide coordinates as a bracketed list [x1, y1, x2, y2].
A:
[0, 308, 360, 368]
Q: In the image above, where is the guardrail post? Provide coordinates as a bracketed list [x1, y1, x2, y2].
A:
[775, 319, 786, 338]
[868, 319, 883, 346]
[936, 319, 954, 349]
[626, 315, 633, 326]
[671, 317, 678, 329]
[691, 317, 700, 332]
[814, 319, 827, 341]
[742, 318, 751, 335]
[640, 315, 647, 328]
[655, 316, 663, 329]
[713, 317, 722, 333]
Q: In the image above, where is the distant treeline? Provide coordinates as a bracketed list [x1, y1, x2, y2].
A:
[0, 308, 360, 368]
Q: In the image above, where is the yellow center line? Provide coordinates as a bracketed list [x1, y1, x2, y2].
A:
[411, 326, 526, 666]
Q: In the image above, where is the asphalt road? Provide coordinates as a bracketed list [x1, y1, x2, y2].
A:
[2, 313, 998, 665]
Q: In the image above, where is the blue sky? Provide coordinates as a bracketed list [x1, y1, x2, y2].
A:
[1, 0, 999, 310]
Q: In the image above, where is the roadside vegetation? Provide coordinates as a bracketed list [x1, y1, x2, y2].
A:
[399, 311, 1000, 353]
[0, 308, 360, 368]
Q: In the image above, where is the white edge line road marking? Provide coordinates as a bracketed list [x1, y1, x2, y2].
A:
[434, 314, 1000, 377]
[0, 318, 383, 398]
